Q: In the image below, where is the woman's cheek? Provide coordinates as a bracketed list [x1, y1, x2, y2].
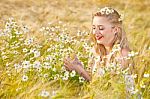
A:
[92, 30, 96, 34]
[100, 31, 104, 35]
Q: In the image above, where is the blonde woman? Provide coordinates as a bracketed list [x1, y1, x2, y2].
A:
[64, 7, 133, 81]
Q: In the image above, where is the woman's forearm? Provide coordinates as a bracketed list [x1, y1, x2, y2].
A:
[74, 64, 92, 81]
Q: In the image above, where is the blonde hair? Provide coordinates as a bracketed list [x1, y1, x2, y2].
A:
[90, 7, 130, 59]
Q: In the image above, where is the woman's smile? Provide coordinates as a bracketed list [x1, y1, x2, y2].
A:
[95, 34, 104, 40]
[96, 35, 103, 40]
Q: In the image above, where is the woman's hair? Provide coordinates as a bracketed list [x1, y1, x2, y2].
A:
[90, 7, 130, 59]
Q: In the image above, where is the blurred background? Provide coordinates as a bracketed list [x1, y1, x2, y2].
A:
[0, 0, 150, 50]
[0, 0, 149, 30]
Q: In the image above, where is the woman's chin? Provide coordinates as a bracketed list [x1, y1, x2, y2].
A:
[97, 40, 102, 44]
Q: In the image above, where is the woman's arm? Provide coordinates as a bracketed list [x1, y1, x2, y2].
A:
[73, 64, 91, 81]
[120, 48, 129, 69]
[121, 48, 134, 69]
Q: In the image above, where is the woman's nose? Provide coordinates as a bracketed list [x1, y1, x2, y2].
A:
[94, 29, 100, 35]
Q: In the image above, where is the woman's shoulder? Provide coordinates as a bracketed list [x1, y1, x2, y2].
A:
[120, 48, 130, 58]
[112, 44, 130, 58]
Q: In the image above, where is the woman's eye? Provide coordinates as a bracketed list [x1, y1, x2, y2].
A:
[99, 27, 104, 30]
[92, 27, 96, 29]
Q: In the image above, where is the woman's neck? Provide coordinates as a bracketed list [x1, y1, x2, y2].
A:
[105, 46, 112, 55]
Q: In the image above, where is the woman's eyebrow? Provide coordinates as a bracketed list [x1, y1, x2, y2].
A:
[97, 25, 103, 27]
[92, 24, 103, 26]
[92, 25, 103, 27]
[92, 25, 95, 27]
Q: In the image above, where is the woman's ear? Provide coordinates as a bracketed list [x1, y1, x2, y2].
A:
[113, 26, 120, 35]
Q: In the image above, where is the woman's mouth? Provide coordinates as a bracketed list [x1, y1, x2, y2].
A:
[96, 36, 103, 40]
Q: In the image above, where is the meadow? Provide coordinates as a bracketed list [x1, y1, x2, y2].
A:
[0, 0, 150, 99]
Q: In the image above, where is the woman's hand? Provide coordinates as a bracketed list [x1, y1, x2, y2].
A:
[63, 56, 75, 71]
[63, 55, 83, 71]
[64, 55, 91, 81]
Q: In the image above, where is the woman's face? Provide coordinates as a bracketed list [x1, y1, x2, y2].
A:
[92, 16, 116, 47]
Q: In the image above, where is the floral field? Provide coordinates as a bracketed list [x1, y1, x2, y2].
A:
[0, 0, 150, 99]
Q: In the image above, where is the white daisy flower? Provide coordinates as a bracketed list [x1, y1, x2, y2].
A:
[22, 60, 30, 69]
[70, 70, 76, 77]
[14, 63, 21, 69]
[33, 61, 41, 69]
[130, 89, 138, 95]
[34, 50, 40, 58]
[143, 74, 149, 78]
[22, 25, 29, 33]
[39, 90, 49, 97]
[30, 48, 36, 53]
[79, 77, 85, 83]
[62, 75, 69, 80]
[24, 38, 34, 45]
[98, 68, 105, 76]
[52, 68, 56, 72]
[22, 75, 28, 81]
[15, 31, 22, 35]
[43, 62, 52, 69]
[54, 74, 60, 80]
[64, 71, 69, 77]
[22, 48, 28, 53]
[43, 74, 49, 78]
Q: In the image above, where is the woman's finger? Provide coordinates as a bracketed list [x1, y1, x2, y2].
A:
[64, 63, 74, 71]
[64, 64, 72, 71]
[64, 59, 71, 66]
[64, 57, 74, 65]
[66, 57, 72, 62]
[64, 57, 70, 62]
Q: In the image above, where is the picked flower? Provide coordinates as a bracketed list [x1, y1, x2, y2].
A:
[98, 7, 114, 15]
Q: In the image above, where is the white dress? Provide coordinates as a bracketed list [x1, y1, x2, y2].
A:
[88, 44, 122, 77]
[88, 44, 135, 95]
